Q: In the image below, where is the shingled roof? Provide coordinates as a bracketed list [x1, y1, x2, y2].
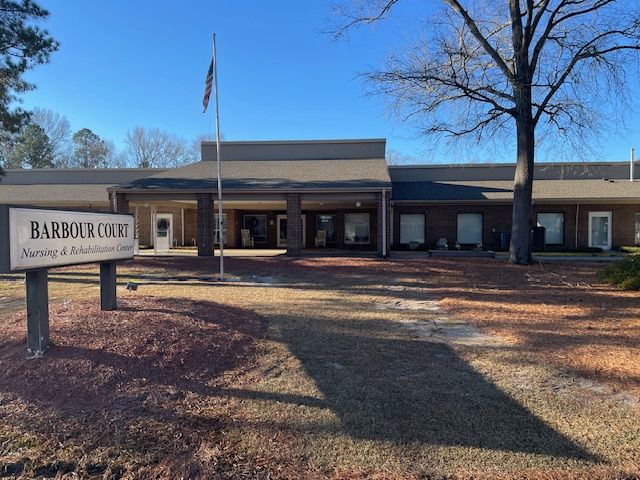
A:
[113, 140, 392, 192]
[390, 162, 640, 202]
[0, 168, 162, 205]
[391, 179, 640, 202]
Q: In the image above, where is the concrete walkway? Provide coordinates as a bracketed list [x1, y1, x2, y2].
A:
[137, 248, 286, 257]
[136, 248, 378, 258]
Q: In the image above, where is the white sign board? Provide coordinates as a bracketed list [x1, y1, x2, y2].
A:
[8, 207, 135, 271]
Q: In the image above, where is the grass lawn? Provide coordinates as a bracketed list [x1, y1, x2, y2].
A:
[0, 256, 639, 479]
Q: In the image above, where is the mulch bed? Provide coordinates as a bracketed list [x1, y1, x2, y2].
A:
[0, 296, 268, 479]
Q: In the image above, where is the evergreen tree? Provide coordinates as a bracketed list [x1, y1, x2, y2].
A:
[0, 1, 58, 133]
[10, 123, 54, 168]
[71, 128, 109, 168]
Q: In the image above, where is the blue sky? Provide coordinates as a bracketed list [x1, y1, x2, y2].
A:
[21, 0, 640, 163]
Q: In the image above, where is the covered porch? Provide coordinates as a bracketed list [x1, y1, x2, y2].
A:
[108, 138, 393, 258]
[113, 191, 391, 258]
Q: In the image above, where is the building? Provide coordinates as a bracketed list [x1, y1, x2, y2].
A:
[1, 138, 639, 255]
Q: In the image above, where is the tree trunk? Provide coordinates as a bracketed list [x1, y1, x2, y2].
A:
[509, 112, 535, 264]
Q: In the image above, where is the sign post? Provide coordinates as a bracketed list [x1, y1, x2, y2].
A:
[26, 268, 50, 356]
[100, 262, 118, 311]
[0, 206, 135, 357]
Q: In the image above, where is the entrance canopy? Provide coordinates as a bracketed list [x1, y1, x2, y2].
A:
[109, 139, 392, 257]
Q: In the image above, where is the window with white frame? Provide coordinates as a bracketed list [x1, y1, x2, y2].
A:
[400, 214, 425, 244]
[537, 212, 564, 245]
[214, 213, 227, 245]
[635, 213, 640, 246]
[344, 213, 370, 244]
[457, 213, 482, 244]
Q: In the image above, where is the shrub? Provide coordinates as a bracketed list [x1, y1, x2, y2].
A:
[598, 255, 640, 290]
[620, 246, 640, 254]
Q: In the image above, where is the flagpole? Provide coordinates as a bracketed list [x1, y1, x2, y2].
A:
[212, 33, 224, 280]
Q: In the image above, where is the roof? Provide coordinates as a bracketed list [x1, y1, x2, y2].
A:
[389, 161, 638, 182]
[392, 179, 640, 202]
[0, 168, 163, 205]
[0, 184, 113, 205]
[1, 168, 162, 185]
[114, 158, 392, 192]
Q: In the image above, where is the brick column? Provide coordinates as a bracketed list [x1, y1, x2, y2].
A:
[114, 193, 129, 214]
[197, 193, 214, 257]
[286, 193, 302, 257]
[377, 191, 391, 258]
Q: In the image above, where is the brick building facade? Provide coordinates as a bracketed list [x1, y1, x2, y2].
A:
[2, 139, 639, 256]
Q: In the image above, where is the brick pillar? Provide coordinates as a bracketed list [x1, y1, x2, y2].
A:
[197, 193, 214, 257]
[286, 193, 302, 257]
[377, 191, 391, 258]
[114, 193, 129, 214]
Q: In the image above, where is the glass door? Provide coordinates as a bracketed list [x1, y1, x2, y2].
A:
[277, 214, 306, 247]
[588, 212, 612, 250]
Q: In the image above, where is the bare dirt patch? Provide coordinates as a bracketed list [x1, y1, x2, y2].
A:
[0, 296, 269, 478]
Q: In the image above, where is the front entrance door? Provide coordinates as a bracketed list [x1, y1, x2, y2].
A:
[588, 211, 612, 250]
[277, 214, 306, 248]
[155, 214, 173, 253]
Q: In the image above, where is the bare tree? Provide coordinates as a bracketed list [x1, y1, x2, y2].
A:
[125, 127, 190, 168]
[386, 149, 419, 165]
[31, 107, 71, 164]
[332, 0, 640, 264]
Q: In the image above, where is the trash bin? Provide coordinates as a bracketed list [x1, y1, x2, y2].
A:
[532, 226, 546, 249]
[500, 232, 511, 250]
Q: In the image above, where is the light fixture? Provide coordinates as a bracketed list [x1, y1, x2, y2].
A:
[355, 202, 361, 207]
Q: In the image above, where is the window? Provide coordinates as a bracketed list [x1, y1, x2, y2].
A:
[316, 214, 336, 243]
[537, 213, 564, 245]
[400, 214, 425, 244]
[243, 215, 267, 243]
[457, 213, 482, 244]
[636, 213, 640, 246]
[214, 213, 227, 245]
[345, 213, 370, 244]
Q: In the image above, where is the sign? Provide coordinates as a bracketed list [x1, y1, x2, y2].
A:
[1, 206, 135, 272]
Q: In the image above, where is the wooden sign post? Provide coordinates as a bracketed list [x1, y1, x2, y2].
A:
[0, 206, 135, 357]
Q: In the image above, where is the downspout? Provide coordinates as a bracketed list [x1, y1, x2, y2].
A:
[631, 147, 635, 182]
[575, 203, 580, 249]
[382, 189, 387, 257]
[181, 208, 185, 246]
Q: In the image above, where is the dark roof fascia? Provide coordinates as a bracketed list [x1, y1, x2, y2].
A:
[391, 197, 640, 205]
[200, 138, 386, 146]
[111, 185, 392, 195]
[388, 160, 637, 169]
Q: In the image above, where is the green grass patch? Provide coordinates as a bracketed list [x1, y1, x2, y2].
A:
[598, 254, 640, 290]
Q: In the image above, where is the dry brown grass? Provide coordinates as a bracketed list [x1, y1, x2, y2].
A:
[0, 256, 639, 479]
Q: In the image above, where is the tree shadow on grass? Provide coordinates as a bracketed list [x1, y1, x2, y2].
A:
[276, 315, 599, 462]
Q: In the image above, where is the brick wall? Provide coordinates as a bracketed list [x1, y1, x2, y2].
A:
[134, 206, 196, 248]
[576, 204, 638, 248]
[393, 203, 640, 250]
[393, 204, 512, 249]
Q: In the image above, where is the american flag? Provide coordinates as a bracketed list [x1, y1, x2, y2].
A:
[202, 59, 213, 113]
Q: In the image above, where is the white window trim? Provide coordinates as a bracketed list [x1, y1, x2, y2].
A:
[344, 213, 370, 245]
[588, 211, 612, 250]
